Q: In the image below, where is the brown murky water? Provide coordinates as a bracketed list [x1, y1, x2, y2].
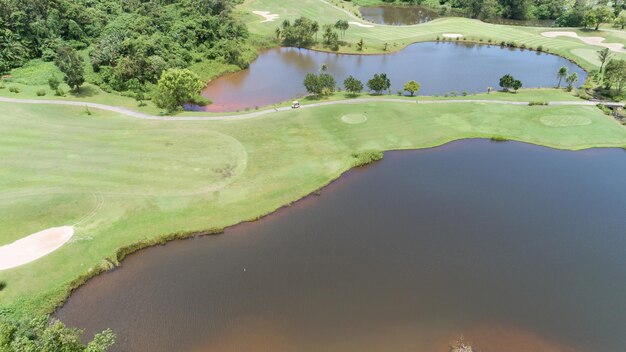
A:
[196, 42, 584, 112]
[57, 140, 626, 352]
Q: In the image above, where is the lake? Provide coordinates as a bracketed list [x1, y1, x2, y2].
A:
[359, 5, 555, 27]
[57, 140, 626, 352]
[197, 42, 584, 112]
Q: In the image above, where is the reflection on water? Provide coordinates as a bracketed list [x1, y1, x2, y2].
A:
[197, 42, 585, 112]
[57, 140, 626, 352]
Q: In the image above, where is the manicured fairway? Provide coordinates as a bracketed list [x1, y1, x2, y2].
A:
[239, 0, 626, 70]
[1, 90, 625, 315]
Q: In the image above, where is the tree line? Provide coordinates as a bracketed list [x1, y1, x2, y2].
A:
[275, 18, 350, 51]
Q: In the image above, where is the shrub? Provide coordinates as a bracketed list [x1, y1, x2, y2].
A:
[597, 104, 612, 115]
[0, 280, 6, 291]
[36, 89, 46, 96]
[8, 86, 19, 93]
[351, 150, 384, 167]
[0, 82, 5, 89]
[537, 45, 543, 52]
[528, 101, 548, 106]
[55, 88, 65, 96]
[190, 95, 211, 106]
[490, 135, 508, 142]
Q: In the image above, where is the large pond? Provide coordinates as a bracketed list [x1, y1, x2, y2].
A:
[359, 5, 556, 27]
[57, 140, 626, 352]
[197, 42, 584, 112]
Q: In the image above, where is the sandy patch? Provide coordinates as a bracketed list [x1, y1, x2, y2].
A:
[252, 10, 279, 23]
[540, 115, 591, 127]
[349, 21, 374, 28]
[442, 33, 463, 38]
[0, 226, 74, 270]
[541, 31, 626, 53]
[341, 113, 367, 124]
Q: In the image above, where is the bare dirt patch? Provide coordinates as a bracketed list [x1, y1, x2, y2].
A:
[541, 31, 626, 53]
[442, 33, 463, 39]
[0, 226, 74, 270]
[349, 21, 374, 28]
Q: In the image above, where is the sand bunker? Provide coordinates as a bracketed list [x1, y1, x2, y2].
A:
[252, 11, 279, 23]
[0, 226, 74, 270]
[542, 31, 626, 53]
[442, 33, 463, 38]
[349, 21, 374, 28]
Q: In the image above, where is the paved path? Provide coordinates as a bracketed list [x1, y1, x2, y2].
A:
[0, 96, 618, 122]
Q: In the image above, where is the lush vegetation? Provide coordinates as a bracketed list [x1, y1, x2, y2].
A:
[0, 0, 255, 96]
[0, 313, 115, 351]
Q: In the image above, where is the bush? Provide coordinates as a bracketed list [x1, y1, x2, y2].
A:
[351, 150, 384, 167]
[190, 95, 211, 106]
[55, 88, 65, 96]
[597, 104, 612, 115]
[8, 86, 20, 93]
[528, 101, 548, 106]
[490, 135, 508, 142]
[0, 280, 6, 291]
[36, 89, 46, 96]
[537, 45, 543, 52]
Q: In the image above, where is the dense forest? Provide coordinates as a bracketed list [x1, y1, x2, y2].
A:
[369, 0, 625, 25]
[0, 0, 254, 92]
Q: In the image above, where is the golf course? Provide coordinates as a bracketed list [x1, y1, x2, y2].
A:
[0, 0, 625, 350]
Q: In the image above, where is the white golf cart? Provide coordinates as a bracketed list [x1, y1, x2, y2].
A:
[291, 101, 300, 109]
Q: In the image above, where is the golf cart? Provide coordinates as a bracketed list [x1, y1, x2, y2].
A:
[291, 101, 300, 109]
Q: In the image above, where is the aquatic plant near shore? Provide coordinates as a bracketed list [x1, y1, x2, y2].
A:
[351, 150, 384, 167]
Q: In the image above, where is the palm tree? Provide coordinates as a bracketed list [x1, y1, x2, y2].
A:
[274, 27, 281, 40]
[566, 72, 579, 91]
[597, 48, 611, 74]
[319, 63, 328, 72]
[312, 21, 319, 42]
[557, 66, 568, 88]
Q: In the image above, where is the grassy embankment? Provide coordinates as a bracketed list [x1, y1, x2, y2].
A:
[240, 0, 626, 71]
[1, 88, 626, 316]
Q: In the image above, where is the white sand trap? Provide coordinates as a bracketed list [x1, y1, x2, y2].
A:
[349, 21, 374, 28]
[252, 11, 279, 23]
[541, 31, 626, 53]
[0, 226, 74, 270]
[442, 33, 463, 38]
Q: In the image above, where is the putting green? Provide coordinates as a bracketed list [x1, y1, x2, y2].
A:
[540, 115, 592, 127]
[341, 113, 368, 124]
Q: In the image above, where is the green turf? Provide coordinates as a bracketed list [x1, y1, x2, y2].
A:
[239, 0, 626, 70]
[1, 89, 625, 315]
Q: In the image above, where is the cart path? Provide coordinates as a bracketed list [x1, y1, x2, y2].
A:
[0, 96, 620, 122]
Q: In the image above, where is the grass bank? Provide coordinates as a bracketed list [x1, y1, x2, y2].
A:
[1, 90, 625, 316]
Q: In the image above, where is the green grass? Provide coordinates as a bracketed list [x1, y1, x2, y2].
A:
[240, 0, 626, 70]
[1, 90, 625, 315]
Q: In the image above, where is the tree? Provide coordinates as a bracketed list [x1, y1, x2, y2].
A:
[334, 20, 349, 39]
[501, 0, 533, 20]
[0, 315, 115, 351]
[512, 79, 522, 92]
[466, 0, 499, 19]
[356, 38, 364, 51]
[367, 73, 391, 95]
[403, 80, 421, 96]
[344, 75, 363, 95]
[311, 22, 319, 42]
[322, 24, 339, 50]
[154, 69, 204, 112]
[565, 72, 579, 91]
[591, 6, 615, 30]
[604, 59, 626, 92]
[598, 48, 612, 73]
[54, 45, 84, 91]
[556, 66, 568, 88]
[48, 75, 60, 91]
[615, 11, 626, 29]
[499, 74, 515, 91]
[128, 78, 147, 106]
[281, 17, 318, 48]
[303, 72, 335, 96]
[319, 63, 328, 72]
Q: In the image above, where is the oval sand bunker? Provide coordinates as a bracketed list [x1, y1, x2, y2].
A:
[0, 226, 74, 270]
[341, 114, 368, 124]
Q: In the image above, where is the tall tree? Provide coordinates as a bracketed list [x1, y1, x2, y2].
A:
[556, 66, 568, 88]
[403, 80, 421, 96]
[604, 59, 626, 92]
[566, 72, 579, 91]
[367, 73, 391, 95]
[54, 45, 84, 91]
[598, 48, 612, 73]
[344, 75, 363, 95]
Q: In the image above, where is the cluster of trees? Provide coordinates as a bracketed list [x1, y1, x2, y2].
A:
[499, 74, 523, 92]
[303, 68, 422, 97]
[276, 17, 349, 50]
[0, 0, 251, 93]
[556, 66, 579, 91]
[0, 314, 115, 351]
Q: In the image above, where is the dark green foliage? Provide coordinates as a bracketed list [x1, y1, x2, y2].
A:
[0, 281, 5, 291]
[47, 76, 60, 91]
[604, 59, 626, 93]
[344, 75, 364, 95]
[322, 25, 340, 50]
[351, 150, 384, 167]
[499, 74, 521, 92]
[36, 89, 46, 96]
[334, 20, 349, 39]
[154, 68, 204, 112]
[8, 86, 19, 93]
[0, 313, 115, 351]
[0, 0, 248, 91]
[54, 45, 84, 91]
[367, 73, 391, 95]
[279, 17, 318, 48]
[528, 101, 548, 106]
[303, 72, 336, 95]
